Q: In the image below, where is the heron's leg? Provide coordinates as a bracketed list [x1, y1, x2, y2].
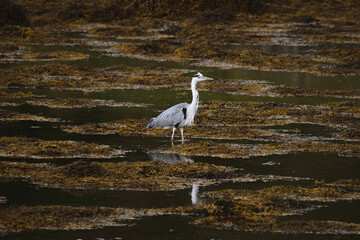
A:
[180, 128, 184, 144]
[171, 127, 176, 141]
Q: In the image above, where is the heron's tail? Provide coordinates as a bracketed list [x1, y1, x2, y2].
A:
[147, 117, 156, 128]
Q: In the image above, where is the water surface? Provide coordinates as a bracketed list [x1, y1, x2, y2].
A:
[0, 42, 359, 240]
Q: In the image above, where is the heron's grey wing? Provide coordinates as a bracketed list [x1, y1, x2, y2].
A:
[149, 102, 188, 128]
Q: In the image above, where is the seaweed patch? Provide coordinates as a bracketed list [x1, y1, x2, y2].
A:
[0, 64, 188, 91]
[160, 141, 360, 159]
[0, 109, 59, 122]
[0, 160, 244, 191]
[61, 100, 360, 143]
[4, 51, 88, 62]
[0, 205, 142, 235]
[170, 179, 360, 234]
[0, 91, 34, 100]
[27, 98, 149, 108]
[113, 42, 360, 76]
[61, 119, 292, 141]
[0, 196, 6, 204]
[0, 137, 124, 159]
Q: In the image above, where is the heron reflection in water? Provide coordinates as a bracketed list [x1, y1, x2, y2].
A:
[147, 72, 213, 143]
[147, 152, 200, 204]
[147, 152, 193, 163]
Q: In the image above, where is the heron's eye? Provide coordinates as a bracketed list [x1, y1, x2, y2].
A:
[193, 72, 202, 78]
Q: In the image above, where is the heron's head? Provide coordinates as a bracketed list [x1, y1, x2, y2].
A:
[192, 72, 213, 82]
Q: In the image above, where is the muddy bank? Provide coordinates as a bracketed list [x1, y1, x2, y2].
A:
[0, 137, 123, 159]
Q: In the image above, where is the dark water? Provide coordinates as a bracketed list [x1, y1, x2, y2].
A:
[1, 43, 360, 240]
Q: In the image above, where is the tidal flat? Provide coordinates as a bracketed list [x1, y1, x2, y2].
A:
[1, 0, 360, 239]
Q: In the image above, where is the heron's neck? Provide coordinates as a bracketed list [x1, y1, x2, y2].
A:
[190, 79, 199, 108]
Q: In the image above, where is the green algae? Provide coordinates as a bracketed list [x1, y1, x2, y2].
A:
[0, 137, 124, 159]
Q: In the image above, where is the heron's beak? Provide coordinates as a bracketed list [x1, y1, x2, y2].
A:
[201, 76, 214, 81]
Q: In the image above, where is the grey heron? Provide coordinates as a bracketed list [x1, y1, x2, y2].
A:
[147, 72, 213, 143]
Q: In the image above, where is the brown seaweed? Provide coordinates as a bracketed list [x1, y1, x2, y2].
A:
[0, 196, 6, 204]
[0, 160, 242, 191]
[0, 109, 59, 122]
[61, 100, 360, 143]
[27, 98, 148, 108]
[0, 91, 33, 100]
[0, 205, 141, 235]
[0, 137, 124, 159]
[173, 179, 360, 234]
[161, 141, 360, 159]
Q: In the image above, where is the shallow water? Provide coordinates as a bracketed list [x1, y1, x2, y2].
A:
[1, 42, 360, 239]
[3, 44, 360, 90]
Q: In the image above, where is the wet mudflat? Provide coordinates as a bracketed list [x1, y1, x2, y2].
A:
[1, 0, 360, 239]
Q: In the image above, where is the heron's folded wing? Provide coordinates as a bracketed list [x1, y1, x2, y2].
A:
[152, 102, 188, 128]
